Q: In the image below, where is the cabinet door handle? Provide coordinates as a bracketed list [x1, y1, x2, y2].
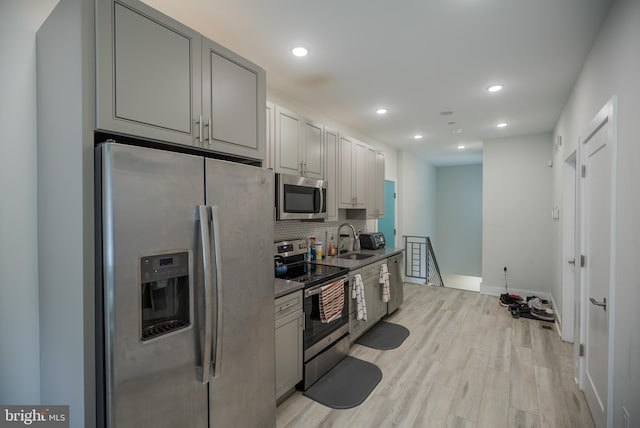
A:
[196, 115, 203, 144]
[205, 117, 211, 144]
[278, 302, 295, 312]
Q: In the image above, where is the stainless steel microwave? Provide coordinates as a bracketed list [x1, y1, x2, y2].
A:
[276, 173, 327, 221]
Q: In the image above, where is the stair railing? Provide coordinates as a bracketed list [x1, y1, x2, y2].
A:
[403, 236, 445, 287]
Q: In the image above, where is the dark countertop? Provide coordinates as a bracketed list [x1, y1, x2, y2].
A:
[314, 247, 404, 270]
[273, 247, 404, 298]
[274, 277, 304, 299]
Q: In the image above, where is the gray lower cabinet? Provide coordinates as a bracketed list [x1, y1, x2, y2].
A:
[347, 268, 364, 341]
[364, 260, 387, 322]
[349, 260, 387, 342]
[275, 291, 303, 402]
[97, 0, 265, 161]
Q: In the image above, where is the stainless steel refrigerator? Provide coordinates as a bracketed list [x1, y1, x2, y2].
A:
[95, 142, 275, 427]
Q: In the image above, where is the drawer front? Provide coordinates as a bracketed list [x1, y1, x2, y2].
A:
[275, 291, 303, 320]
[362, 261, 383, 281]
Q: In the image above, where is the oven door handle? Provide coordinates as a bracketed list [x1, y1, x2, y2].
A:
[304, 276, 347, 298]
[305, 287, 323, 298]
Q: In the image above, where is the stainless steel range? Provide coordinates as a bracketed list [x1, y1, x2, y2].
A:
[274, 239, 350, 390]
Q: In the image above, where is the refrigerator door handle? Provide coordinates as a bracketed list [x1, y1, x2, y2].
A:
[198, 205, 213, 384]
[210, 205, 224, 378]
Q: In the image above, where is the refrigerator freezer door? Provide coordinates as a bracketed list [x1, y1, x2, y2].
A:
[99, 143, 207, 428]
[205, 159, 276, 427]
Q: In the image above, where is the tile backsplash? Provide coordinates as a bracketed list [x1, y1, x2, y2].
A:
[274, 210, 369, 249]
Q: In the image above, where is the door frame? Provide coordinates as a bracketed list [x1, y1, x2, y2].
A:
[576, 96, 617, 428]
[378, 178, 398, 248]
[562, 150, 577, 345]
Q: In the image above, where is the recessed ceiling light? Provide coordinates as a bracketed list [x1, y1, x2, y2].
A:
[376, 108, 388, 115]
[447, 121, 456, 126]
[496, 122, 508, 128]
[487, 84, 503, 93]
[457, 145, 465, 150]
[440, 111, 454, 116]
[291, 46, 309, 57]
[414, 134, 423, 140]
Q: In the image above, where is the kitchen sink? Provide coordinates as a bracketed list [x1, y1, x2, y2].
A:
[337, 253, 375, 260]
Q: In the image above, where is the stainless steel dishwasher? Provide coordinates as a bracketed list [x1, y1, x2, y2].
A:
[387, 252, 404, 314]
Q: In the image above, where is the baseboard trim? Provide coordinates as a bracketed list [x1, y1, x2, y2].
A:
[479, 284, 552, 301]
[549, 294, 563, 337]
[405, 277, 426, 285]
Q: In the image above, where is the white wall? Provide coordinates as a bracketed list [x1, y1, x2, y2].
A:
[553, 0, 640, 424]
[0, 0, 59, 404]
[36, 1, 96, 426]
[397, 151, 437, 241]
[482, 133, 554, 295]
[435, 164, 482, 277]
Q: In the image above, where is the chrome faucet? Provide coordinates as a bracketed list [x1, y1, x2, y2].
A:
[337, 223, 359, 253]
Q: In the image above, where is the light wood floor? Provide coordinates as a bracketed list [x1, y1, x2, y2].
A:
[276, 283, 594, 428]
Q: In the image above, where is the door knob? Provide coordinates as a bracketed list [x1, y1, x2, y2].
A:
[589, 297, 607, 311]
[568, 258, 575, 265]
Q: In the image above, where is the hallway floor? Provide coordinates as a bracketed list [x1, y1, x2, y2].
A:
[277, 283, 594, 427]
[441, 274, 482, 292]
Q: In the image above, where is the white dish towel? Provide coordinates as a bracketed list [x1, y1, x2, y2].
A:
[379, 263, 390, 303]
[352, 273, 367, 321]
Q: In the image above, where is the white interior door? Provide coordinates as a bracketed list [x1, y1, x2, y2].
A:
[580, 100, 616, 428]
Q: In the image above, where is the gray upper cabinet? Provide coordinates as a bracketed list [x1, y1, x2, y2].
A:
[301, 118, 324, 180]
[97, 0, 201, 145]
[339, 136, 367, 209]
[97, 0, 265, 161]
[202, 39, 265, 160]
[365, 149, 385, 219]
[273, 104, 324, 179]
[324, 127, 340, 221]
[274, 105, 303, 176]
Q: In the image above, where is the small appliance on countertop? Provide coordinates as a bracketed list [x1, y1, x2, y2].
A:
[359, 232, 386, 250]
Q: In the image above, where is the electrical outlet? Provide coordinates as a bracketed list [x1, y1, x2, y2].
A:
[623, 406, 629, 428]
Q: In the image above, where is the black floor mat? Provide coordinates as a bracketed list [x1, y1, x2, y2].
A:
[303, 356, 382, 409]
[355, 321, 410, 350]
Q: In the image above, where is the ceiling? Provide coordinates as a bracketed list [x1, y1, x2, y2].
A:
[142, 0, 611, 165]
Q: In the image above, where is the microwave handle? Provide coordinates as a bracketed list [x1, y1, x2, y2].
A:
[318, 187, 325, 214]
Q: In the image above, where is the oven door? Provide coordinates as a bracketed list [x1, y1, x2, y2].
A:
[276, 173, 327, 220]
[302, 279, 349, 362]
